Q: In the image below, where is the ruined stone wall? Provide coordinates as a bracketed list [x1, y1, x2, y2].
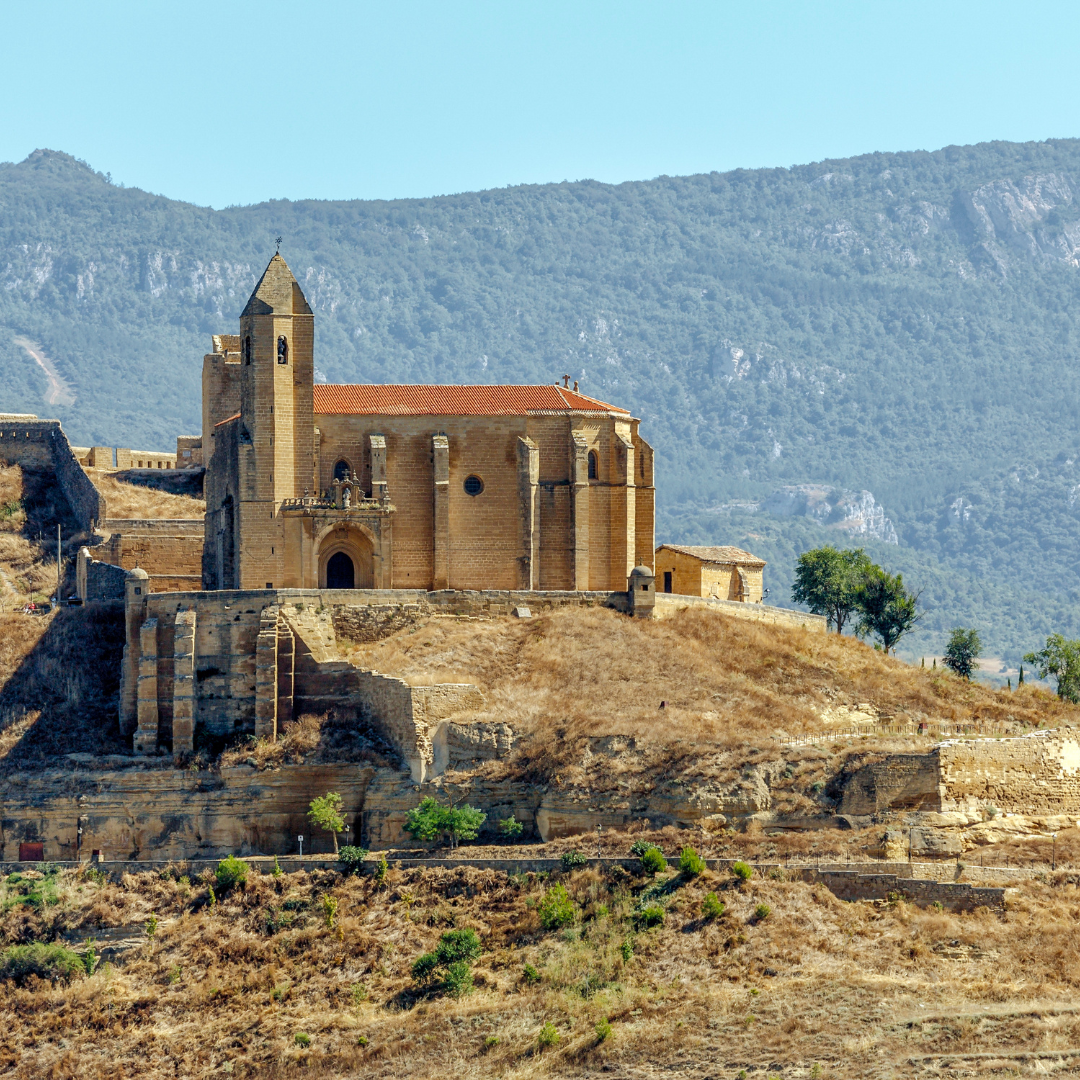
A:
[840, 753, 943, 815]
[801, 869, 1005, 912]
[938, 733, 1080, 813]
[840, 733, 1080, 816]
[76, 547, 128, 601]
[0, 763, 372, 860]
[652, 591, 826, 631]
[0, 418, 105, 527]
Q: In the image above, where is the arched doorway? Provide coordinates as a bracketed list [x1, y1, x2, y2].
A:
[317, 524, 376, 589]
[326, 551, 355, 589]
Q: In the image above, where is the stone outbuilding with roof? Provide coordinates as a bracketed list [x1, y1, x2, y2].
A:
[202, 254, 655, 592]
[654, 544, 766, 603]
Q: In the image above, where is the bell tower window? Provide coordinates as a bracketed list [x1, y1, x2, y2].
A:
[277, 336, 288, 364]
[333, 459, 352, 482]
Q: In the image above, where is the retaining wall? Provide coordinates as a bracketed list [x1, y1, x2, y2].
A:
[652, 591, 827, 631]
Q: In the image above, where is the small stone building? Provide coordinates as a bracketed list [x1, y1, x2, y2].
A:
[653, 544, 765, 602]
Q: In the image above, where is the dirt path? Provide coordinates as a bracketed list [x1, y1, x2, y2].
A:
[12, 336, 76, 407]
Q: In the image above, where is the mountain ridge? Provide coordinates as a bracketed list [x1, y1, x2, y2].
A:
[4, 139, 1080, 657]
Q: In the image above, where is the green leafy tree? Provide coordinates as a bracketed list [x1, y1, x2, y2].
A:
[411, 929, 482, 997]
[404, 796, 486, 850]
[307, 793, 346, 854]
[942, 627, 982, 679]
[856, 567, 923, 655]
[1024, 634, 1080, 702]
[791, 546, 873, 633]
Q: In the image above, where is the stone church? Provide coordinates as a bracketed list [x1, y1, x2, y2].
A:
[202, 254, 655, 592]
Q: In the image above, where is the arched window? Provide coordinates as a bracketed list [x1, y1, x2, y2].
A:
[588, 450, 598, 480]
[333, 459, 352, 482]
[463, 474, 484, 496]
[277, 335, 288, 364]
[243, 336, 252, 365]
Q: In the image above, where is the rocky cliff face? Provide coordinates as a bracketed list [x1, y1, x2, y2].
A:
[720, 484, 899, 544]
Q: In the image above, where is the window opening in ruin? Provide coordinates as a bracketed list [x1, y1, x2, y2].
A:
[333, 460, 351, 482]
[588, 450, 598, 480]
[327, 551, 355, 589]
[243, 337, 252, 364]
[277, 336, 289, 364]
[663, 571, 672, 593]
[464, 474, 484, 496]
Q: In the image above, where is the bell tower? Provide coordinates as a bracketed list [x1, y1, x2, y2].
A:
[236, 253, 315, 588]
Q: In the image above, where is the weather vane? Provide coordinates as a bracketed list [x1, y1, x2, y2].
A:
[275, 235, 283, 253]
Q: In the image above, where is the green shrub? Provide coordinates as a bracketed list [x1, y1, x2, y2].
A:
[537, 1021, 560, 1049]
[701, 892, 725, 920]
[593, 903, 610, 919]
[374, 853, 388, 885]
[810, 1065, 822, 1080]
[731, 860, 753, 883]
[619, 937, 634, 961]
[215, 855, 249, 891]
[639, 846, 667, 875]
[678, 846, 705, 876]
[144, 914, 158, 939]
[560, 850, 587, 871]
[629, 839, 653, 858]
[83, 940, 98, 976]
[484, 1035, 499, 1048]
[411, 952, 439, 982]
[337, 846, 368, 874]
[497, 816, 524, 839]
[595, 1016, 612, 1042]
[412, 929, 482, 993]
[636, 903, 665, 928]
[523, 962, 541, 985]
[443, 959, 474, 998]
[0, 943, 84, 985]
[321, 893, 338, 928]
[753, 903, 771, 921]
[350, 982, 368, 1006]
[537, 883, 576, 930]
[435, 928, 482, 965]
[294, 1032, 311, 1048]
[271, 856, 283, 878]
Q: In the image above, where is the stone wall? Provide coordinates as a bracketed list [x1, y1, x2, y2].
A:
[841, 732, 1080, 816]
[652, 591, 827, 631]
[802, 869, 1005, 912]
[0, 417, 105, 528]
[0, 763, 372, 860]
[76, 546, 128, 602]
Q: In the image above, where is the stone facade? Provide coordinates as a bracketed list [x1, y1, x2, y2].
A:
[654, 543, 766, 602]
[202, 254, 655, 593]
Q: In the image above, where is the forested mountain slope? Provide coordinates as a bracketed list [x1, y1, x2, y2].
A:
[3, 142, 1080, 659]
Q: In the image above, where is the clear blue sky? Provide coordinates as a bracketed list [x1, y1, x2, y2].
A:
[4, 0, 1080, 209]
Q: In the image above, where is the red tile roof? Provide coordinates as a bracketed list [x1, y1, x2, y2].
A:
[312, 384, 629, 417]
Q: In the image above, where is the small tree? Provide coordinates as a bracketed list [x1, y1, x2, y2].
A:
[942, 627, 982, 680]
[1024, 634, 1080, 702]
[856, 567, 922, 655]
[307, 793, 345, 853]
[404, 796, 486, 850]
[792, 546, 873, 633]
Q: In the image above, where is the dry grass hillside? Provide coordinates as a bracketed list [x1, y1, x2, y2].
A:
[0, 463, 127, 768]
[343, 607, 1080, 785]
[86, 468, 205, 519]
[2, 857, 1080, 1078]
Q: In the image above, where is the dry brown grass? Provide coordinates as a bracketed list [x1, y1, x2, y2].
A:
[3, 855, 1080, 1077]
[344, 607, 1080, 781]
[218, 710, 397, 771]
[88, 468, 205, 519]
